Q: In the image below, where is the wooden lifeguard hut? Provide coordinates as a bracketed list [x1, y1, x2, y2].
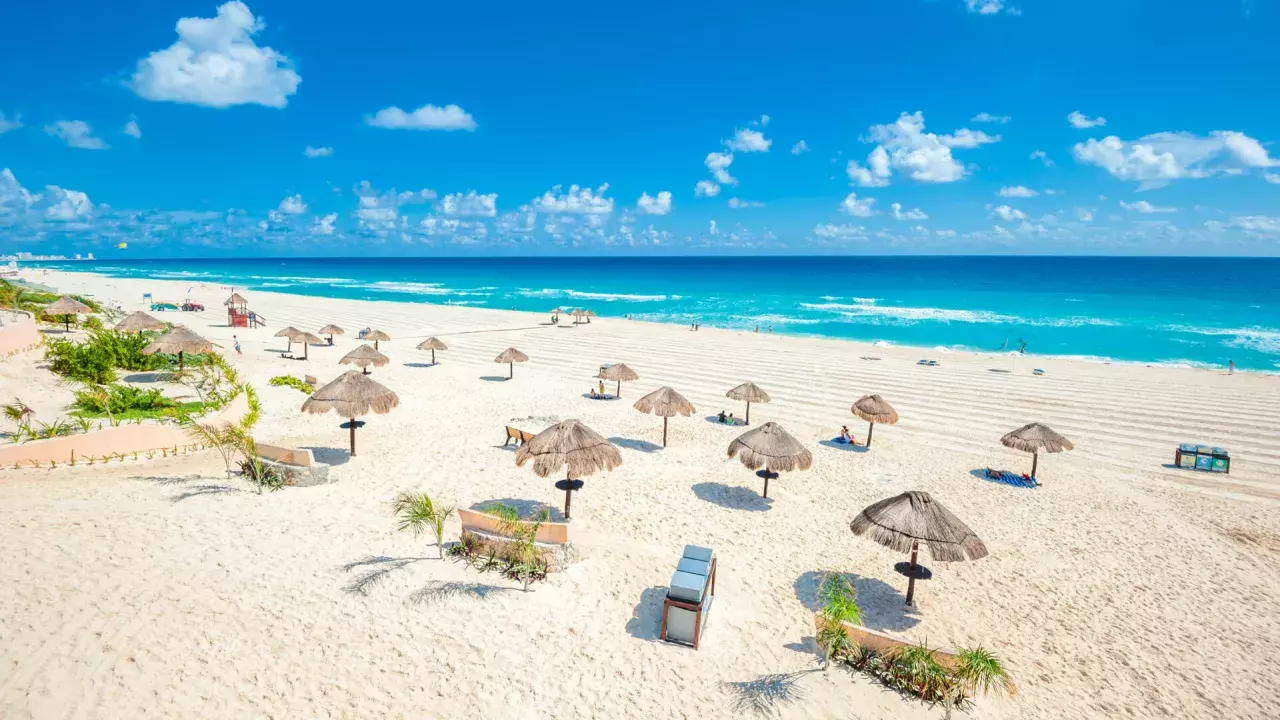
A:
[225, 292, 255, 328]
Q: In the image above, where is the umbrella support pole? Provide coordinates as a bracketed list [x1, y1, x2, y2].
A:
[349, 418, 357, 456]
[431, 349, 436, 365]
[178, 351, 184, 373]
[867, 422, 874, 447]
[508, 362, 513, 380]
[1031, 452, 1038, 478]
[662, 417, 668, 447]
[763, 474, 769, 499]
[746, 401, 751, 425]
[616, 380, 621, 398]
[563, 478, 573, 519]
[905, 541, 919, 606]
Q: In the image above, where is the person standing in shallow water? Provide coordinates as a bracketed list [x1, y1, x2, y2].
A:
[1229, 360, 1235, 375]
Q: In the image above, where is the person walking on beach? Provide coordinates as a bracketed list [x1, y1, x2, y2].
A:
[233, 335, 242, 355]
[1229, 360, 1235, 375]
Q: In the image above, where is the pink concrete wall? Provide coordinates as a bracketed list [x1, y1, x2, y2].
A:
[0, 393, 250, 468]
[816, 616, 959, 663]
[458, 508, 570, 545]
[0, 314, 43, 358]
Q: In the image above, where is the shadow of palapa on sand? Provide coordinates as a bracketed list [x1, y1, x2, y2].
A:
[609, 436, 662, 454]
[407, 581, 511, 606]
[692, 482, 773, 512]
[817, 439, 869, 454]
[722, 670, 818, 716]
[470, 498, 565, 522]
[479, 375, 509, 382]
[793, 570, 920, 632]
[704, 415, 746, 427]
[340, 555, 433, 596]
[303, 446, 350, 466]
[625, 586, 670, 641]
[122, 371, 171, 384]
[403, 362, 437, 368]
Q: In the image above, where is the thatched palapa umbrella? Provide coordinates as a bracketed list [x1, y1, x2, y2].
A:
[224, 292, 248, 308]
[851, 394, 899, 448]
[726, 381, 771, 425]
[365, 329, 390, 350]
[340, 344, 389, 374]
[727, 421, 812, 499]
[633, 386, 695, 447]
[44, 296, 92, 331]
[571, 308, 584, 325]
[416, 337, 448, 365]
[598, 363, 639, 398]
[275, 326, 302, 352]
[495, 347, 528, 379]
[1001, 422, 1073, 479]
[319, 324, 344, 345]
[143, 326, 212, 371]
[850, 491, 987, 606]
[515, 420, 621, 519]
[300, 370, 400, 456]
[293, 331, 324, 361]
[115, 310, 166, 336]
[582, 309, 596, 324]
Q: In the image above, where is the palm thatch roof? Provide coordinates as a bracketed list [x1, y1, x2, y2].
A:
[114, 311, 166, 333]
[850, 491, 988, 562]
[143, 326, 212, 355]
[727, 382, 771, 404]
[495, 347, 529, 364]
[571, 309, 585, 317]
[301, 370, 400, 417]
[598, 363, 639, 382]
[633, 386, 695, 417]
[417, 337, 448, 351]
[1001, 423, 1073, 454]
[550, 307, 564, 314]
[340, 344, 389, 368]
[852, 394, 899, 425]
[275, 326, 302, 340]
[224, 292, 248, 306]
[364, 329, 391, 342]
[515, 420, 622, 478]
[727, 421, 813, 472]
[582, 309, 597, 317]
[294, 331, 324, 345]
[44, 296, 92, 315]
[319, 324, 344, 336]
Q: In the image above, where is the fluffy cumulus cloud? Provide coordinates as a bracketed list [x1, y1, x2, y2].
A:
[43, 186, 94, 222]
[130, 1, 300, 109]
[1068, 111, 1107, 129]
[438, 190, 498, 217]
[694, 180, 720, 198]
[705, 151, 736, 185]
[44, 120, 108, 150]
[351, 181, 438, 230]
[1266, 173, 1280, 184]
[123, 118, 142, 139]
[1120, 200, 1176, 214]
[998, 185, 1037, 198]
[312, 212, 338, 235]
[1073, 130, 1279, 188]
[531, 184, 613, 214]
[727, 197, 764, 209]
[791, 140, 810, 155]
[1029, 149, 1053, 167]
[0, 112, 21, 135]
[989, 204, 1027, 221]
[890, 203, 928, 220]
[304, 145, 333, 158]
[725, 128, 771, 152]
[365, 103, 476, 131]
[840, 192, 877, 217]
[1205, 215, 1280, 236]
[812, 223, 867, 239]
[636, 191, 672, 215]
[0, 169, 38, 214]
[277, 194, 307, 214]
[846, 112, 998, 186]
[971, 112, 1011, 124]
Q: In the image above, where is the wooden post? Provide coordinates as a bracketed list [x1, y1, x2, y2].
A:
[867, 421, 875, 447]
[563, 479, 573, 520]
[349, 418, 357, 456]
[616, 380, 621, 397]
[662, 417, 668, 447]
[745, 401, 751, 425]
[1031, 451, 1039, 479]
[905, 540, 919, 606]
[431, 349, 436, 364]
[763, 473, 770, 499]
[508, 361, 513, 379]
[178, 350, 185, 372]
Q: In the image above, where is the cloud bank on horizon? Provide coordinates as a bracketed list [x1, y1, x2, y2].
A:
[1, 0, 1278, 256]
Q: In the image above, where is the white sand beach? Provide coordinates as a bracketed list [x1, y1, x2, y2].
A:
[3, 268, 1280, 719]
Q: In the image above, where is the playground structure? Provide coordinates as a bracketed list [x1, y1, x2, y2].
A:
[225, 292, 264, 328]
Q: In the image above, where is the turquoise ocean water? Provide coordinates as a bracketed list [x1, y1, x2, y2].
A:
[29, 256, 1280, 371]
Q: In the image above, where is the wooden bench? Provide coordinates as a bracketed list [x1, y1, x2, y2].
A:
[503, 426, 536, 446]
[304, 374, 318, 389]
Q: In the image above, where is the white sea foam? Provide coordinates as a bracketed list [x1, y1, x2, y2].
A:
[1163, 325, 1280, 355]
[873, 340, 892, 347]
[517, 288, 673, 302]
[740, 314, 822, 326]
[933, 346, 954, 353]
[801, 302, 1120, 327]
[367, 281, 453, 295]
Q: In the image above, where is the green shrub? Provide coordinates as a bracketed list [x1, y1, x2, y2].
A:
[816, 573, 863, 666]
[45, 329, 170, 384]
[82, 316, 104, 331]
[73, 385, 172, 415]
[269, 374, 313, 394]
[0, 280, 101, 315]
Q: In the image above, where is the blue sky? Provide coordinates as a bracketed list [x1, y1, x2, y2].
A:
[1, 0, 1278, 256]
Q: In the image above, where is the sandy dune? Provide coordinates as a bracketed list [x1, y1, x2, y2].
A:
[2, 269, 1279, 719]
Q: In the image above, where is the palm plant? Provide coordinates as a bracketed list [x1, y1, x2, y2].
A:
[886, 643, 954, 705]
[815, 573, 863, 669]
[3, 398, 34, 440]
[946, 646, 1016, 716]
[393, 492, 456, 559]
[493, 505, 547, 592]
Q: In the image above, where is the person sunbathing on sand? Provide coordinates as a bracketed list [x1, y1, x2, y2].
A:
[590, 388, 600, 399]
[839, 425, 852, 444]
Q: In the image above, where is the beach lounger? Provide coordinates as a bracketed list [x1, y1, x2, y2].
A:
[304, 374, 318, 390]
[1033, 368, 1045, 376]
[503, 426, 536, 447]
[917, 359, 940, 366]
[661, 545, 717, 649]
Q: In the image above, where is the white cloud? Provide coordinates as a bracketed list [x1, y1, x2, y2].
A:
[438, 190, 498, 217]
[44, 120, 108, 150]
[998, 185, 1038, 198]
[312, 212, 337, 235]
[636, 191, 672, 215]
[1073, 130, 1278, 188]
[705, 151, 736, 185]
[350, 182, 438, 229]
[989, 204, 1027, 221]
[0, 169, 39, 214]
[965, 0, 1020, 15]
[1068, 111, 1107, 129]
[694, 180, 721, 197]
[1207, 215, 1280, 236]
[531, 184, 613, 214]
[849, 112, 996, 186]
[971, 112, 1011, 124]
[936, 229, 958, 238]
[119, 118, 141, 139]
[304, 145, 333, 158]
[727, 197, 764, 209]
[890, 203, 928, 220]
[707, 220, 720, 236]
[130, 1, 300, 109]
[840, 192, 877, 217]
[791, 140, 810, 155]
[1029, 149, 1054, 167]
[1265, 172, 1280, 184]
[757, 114, 770, 127]
[1076, 208, 1094, 222]
[43, 186, 94, 222]
[812, 223, 867, 239]
[1120, 200, 1176, 214]
[365, 103, 476, 131]
[0, 112, 21, 135]
[277, 194, 307, 214]
[725, 128, 771, 152]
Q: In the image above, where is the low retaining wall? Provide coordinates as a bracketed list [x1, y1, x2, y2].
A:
[0, 313, 43, 359]
[0, 393, 251, 469]
[458, 508, 570, 545]
[816, 616, 959, 663]
[255, 442, 331, 486]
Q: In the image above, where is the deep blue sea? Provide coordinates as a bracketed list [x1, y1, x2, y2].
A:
[30, 256, 1280, 371]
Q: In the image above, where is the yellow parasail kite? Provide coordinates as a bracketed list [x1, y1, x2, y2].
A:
[117, 242, 128, 249]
